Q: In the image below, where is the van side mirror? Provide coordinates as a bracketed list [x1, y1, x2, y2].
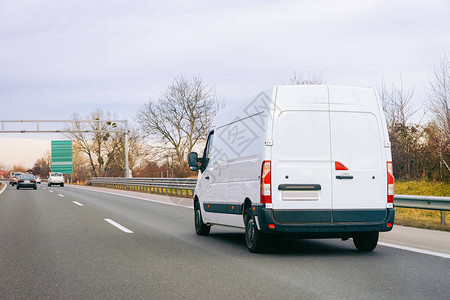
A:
[188, 152, 200, 171]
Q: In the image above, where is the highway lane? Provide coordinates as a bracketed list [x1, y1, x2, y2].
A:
[0, 183, 449, 299]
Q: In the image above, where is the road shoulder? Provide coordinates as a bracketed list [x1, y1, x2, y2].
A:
[380, 225, 450, 256]
[66, 184, 193, 208]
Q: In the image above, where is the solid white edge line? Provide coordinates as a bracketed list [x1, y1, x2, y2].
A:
[104, 219, 133, 233]
[378, 242, 450, 259]
[0, 182, 7, 195]
[58, 194, 64, 197]
[66, 185, 193, 210]
[73, 201, 84, 206]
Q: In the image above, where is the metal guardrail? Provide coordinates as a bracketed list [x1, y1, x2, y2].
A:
[394, 195, 450, 210]
[88, 177, 197, 197]
[395, 195, 449, 225]
[87, 178, 449, 225]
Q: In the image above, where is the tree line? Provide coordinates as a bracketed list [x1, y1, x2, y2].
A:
[381, 55, 450, 181]
[28, 54, 450, 182]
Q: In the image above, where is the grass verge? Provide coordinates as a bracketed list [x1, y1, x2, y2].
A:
[395, 181, 450, 232]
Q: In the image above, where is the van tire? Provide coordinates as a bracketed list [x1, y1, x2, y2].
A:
[61, 183, 64, 187]
[353, 231, 379, 251]
[245, 210, 266, 253]
[194, 202, 210, 235]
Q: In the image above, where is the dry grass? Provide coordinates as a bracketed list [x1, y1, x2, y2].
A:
[395, 181, 450, 232]
[396, 181, 450, 197]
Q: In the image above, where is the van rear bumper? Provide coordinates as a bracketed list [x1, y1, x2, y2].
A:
[253, 206, 394, 237]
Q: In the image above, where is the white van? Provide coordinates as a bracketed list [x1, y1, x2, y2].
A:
[188, 85, 395, 253]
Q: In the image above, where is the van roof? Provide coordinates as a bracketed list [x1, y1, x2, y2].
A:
[212, 85, 378, 129]
[212, 88, 273, 129]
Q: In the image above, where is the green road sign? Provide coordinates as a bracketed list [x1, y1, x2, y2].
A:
[51, 140, 73, 174]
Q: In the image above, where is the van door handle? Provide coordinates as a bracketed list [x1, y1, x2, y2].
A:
[336, 175, 353, 180]
[205, 176, 210, 180]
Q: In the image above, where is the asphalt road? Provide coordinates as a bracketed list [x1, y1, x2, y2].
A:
[0, 182, 449, 299]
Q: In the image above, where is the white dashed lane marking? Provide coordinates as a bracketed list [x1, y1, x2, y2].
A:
[104, 219, 133, 233]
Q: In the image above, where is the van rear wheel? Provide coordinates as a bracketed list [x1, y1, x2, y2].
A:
[245, 210, 266, 253]
[194, 202, 210, 235]
[353, 231, 379, 251]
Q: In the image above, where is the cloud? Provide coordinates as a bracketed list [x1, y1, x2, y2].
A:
[0, 0, 449, 120]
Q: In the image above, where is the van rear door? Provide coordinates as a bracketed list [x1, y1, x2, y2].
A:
[271, 86, 332, 221]
[328, 87, 387, 221]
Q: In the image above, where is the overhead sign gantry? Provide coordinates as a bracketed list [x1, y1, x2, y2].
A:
[0, 119, 131, 177]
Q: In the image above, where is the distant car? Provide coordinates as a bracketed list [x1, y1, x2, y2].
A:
[48, 172, 64, 187]
[9, 172, 22, 186]
[16, 174, 37, 190]
[35, 176, 41, 184]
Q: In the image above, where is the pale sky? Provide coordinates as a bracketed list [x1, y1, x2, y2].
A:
[1, 0, 450, 169]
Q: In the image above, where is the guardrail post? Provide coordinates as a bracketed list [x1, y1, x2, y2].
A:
[441, 211, 446, 225]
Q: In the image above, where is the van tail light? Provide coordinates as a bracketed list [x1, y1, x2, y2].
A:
[260, 160, 271, 204]
[387, 161, 394, 203]
[335, 161, 348, 170]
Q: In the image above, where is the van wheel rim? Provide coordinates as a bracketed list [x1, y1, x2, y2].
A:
[195, 209, 201, 230]
[247, 219, 255, 244]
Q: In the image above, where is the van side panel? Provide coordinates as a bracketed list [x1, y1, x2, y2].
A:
[201, 93, 271, 227]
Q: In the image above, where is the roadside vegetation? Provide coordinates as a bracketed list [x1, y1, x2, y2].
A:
[379, 54, 450, 232]
[395, 181, 450, 232]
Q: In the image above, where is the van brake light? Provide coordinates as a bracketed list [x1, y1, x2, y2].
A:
[387, 161, 394, 203]
[260, 160, 271, 204]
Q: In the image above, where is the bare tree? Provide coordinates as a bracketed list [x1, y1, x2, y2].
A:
[378, 76, 423, 178]
[103, 127, 146, 176]
[65, 110, 112, 177]
[379, 75, 417, 128]
[32, 150, 51, 177]
[427, 54, 450, 179]
[65, 109, 142, 178]
[137, 75, 218, 175]
[11, 164, 26, 173]
[427, 54, 450, 143]
[288, 72, 325, 85]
